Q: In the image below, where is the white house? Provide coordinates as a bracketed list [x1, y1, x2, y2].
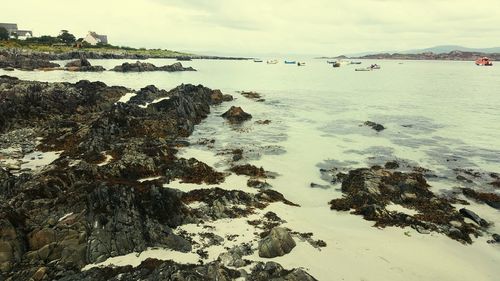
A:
[83, 31, 108, 45]
[0, 23, 33, 40]
[16, 30, 33, 40]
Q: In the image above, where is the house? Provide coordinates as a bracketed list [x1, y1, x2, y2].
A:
[83, 31, 108, 45]
[0, 23, 33, 40]
[16, 30, 33, 40]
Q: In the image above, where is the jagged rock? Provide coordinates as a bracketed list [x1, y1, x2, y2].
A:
[65, 58, 92, 68]
[111, 61, 196, 72]
[221, 106, 252, 123]
[0, 50, 60, 70]
[258, 227, 296, 258]
[249, 262, 317, 281]
[218, 243, 253, 268]
[65, 59, 106, 72]
[0, 76, 312, 280]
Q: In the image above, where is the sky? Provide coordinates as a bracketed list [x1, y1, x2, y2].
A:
[3, 0, 500, 56]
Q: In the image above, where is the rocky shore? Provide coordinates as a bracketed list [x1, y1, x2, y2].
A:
[111, 61, 196, 72]
[0, 76, 318, 280]
[0, 48, 249, 71]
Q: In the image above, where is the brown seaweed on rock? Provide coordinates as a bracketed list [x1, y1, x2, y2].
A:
[329, 166, 484, 243]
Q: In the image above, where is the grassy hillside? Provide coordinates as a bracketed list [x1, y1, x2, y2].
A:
[0, 40, 191, 58]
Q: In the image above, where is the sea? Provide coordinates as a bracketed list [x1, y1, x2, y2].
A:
[1, 59, 499, 280]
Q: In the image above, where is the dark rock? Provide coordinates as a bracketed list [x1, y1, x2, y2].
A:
[249, 261, 317, 281]
[310, 182, 330, 189]
[461, 188, 500, 210]
[364, 121, 385, 132]
[221, 106, 252, 123]
[241, 91, 265, 102]
[255, 120, 271, 125]
[248, 179, 272, 189]
[493, 233, 500, 243]
[384, 161, 399, 169]
[230, 164, 266, 177]
[111, 61, 196, 72]
[459, 208, 489, 227]
[65, 58, 92, 68]
[258, 227, 296, 258]
[0, 50, 60, 70]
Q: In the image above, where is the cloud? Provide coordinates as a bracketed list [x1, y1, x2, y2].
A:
[2, 0, 500, 55]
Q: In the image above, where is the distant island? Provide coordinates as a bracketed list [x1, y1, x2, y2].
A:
[320, 45, 500, 61]
[354, 50, 499, 61]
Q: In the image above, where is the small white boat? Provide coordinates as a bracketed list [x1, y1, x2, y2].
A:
[253, 59, 263, 63]
[267, 59, 278, 64]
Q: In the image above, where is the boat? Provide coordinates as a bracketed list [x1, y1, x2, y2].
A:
[267, 59, 278, 64]
[332, 62, 341, 67]
[284, 61, 296, 64]
[327, 60, 336, 64]
[297, 62, 306, 66]
[355, 68, 372, 71]
[475, 57, 493, 66]
[253, 59, 263, 63]
[370, 64, 381, 69]
[350, 61, 362, 65]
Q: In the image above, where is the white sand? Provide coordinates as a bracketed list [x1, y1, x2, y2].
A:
[116, 92, 137, 104]
[137, 176, 162, 183]
[83, 249, 200, 270]
[138, 97, 170, 108]
[385, 203, 420, 216]
[20, 151, 62, 172]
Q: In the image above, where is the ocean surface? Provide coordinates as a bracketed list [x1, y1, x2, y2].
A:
[2, 59, 500, 280]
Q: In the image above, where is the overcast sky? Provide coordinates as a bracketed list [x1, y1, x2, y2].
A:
[3, 0, 499, 56]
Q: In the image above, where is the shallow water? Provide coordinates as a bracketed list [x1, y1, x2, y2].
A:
[2, 59, 500, 280]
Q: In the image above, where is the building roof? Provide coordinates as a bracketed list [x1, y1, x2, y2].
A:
[88, 31, 108, 44]
[16, 30, 32, 36]
[0, 23, 18, 31]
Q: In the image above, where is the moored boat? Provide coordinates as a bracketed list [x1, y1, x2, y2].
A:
[350, 61, 362, 65]
[355, 68, 371, 71]
[253, 59, 263, 63]
[370, 64, 381, 69]
[284, 61, 296, 64]
[297, 62, 306, 66]
[475, 57, 493, 66]
[267, 59, 278, 64]
[332, 62, 341, 67]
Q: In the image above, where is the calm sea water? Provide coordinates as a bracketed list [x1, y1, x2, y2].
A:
[2, 59, 499, 280]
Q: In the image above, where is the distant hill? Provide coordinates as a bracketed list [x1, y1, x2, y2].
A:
[354, 50, 500, 61]
[331, 45, 500, 59]
[403, 45, 500, 54]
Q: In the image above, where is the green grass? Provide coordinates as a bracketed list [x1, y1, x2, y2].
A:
[0, 40, 192, 58]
